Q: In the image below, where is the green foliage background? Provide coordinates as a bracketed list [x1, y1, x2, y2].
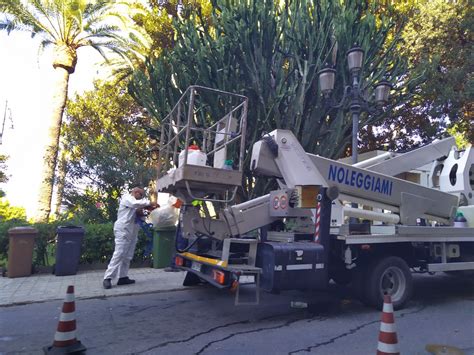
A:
[360, 0, 473, 150]
[45, 0, 473, 223]
[1, 1, 471, 266]
[130, 0, 413, 198]
[61, 80, 156, 221]
[0, 199, 27, 221]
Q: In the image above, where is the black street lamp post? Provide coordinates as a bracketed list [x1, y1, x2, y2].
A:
[318, 45, 391, 217]
[318, 45, 392, 165]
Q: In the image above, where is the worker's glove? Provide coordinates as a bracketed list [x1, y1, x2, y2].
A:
[136, 208, 149, 217]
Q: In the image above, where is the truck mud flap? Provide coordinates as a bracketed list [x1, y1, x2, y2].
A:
[180, 266, 228, 289]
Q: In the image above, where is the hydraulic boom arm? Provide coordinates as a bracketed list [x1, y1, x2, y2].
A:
[251, 130, 458, 225]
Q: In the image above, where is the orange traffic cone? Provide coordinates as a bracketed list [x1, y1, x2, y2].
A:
[43, 285, 86, 354]
[376, 294, 400, 355]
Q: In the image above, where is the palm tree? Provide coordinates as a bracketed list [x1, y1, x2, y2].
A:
[0, 0, 132, 221]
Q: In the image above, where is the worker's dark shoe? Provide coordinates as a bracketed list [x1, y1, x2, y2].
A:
[103, 278, 112, 289]
[117, 277, 135, 285]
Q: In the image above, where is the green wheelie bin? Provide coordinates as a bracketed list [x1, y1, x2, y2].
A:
[152, 226, 176, 268]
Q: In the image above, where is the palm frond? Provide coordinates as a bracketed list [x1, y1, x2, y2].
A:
[87, 40, 128, 63]
[29, 0, 62, 39]
[83, 0, 110, 19]
[88, 42, 110, 61]
[83, 24, 120, 36]
[1, 0, 48, 37]
[3, 0, 149, 80]
[38, 37, 54, 56]
[66, 0, 87, 38]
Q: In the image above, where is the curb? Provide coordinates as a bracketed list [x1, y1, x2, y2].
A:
[0, 287, 188, 308]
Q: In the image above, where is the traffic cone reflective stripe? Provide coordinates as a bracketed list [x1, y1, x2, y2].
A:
[380, 322, 396, 333]
[376, 295, 400, 355]
[59, 312, 76, 322]
[63, 292, 75, 303]
[44, 285, 86, 354]
[377, 342, 400, 355]
[383, 301, 395, 315]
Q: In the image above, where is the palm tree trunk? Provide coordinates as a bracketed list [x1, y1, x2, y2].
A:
[54, 149, 67, 216]
[35, 67, 70, 222]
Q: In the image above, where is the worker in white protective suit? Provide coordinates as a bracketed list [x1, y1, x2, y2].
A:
[103, 187, 158, 289]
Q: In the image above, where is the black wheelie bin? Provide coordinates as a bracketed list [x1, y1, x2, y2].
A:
[54, 226, 85, 276]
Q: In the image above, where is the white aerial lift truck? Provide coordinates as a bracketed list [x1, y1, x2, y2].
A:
[155, 86, 474, 309]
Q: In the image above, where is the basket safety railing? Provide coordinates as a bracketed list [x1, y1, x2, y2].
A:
[156, 86, 248, 202]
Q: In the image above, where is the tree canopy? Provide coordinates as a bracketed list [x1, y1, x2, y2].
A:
[0, 199, 27, 221]
[61, 80, 155, 222]
[130, 0, 415, 197]
[3, 0, 471, 220]
[360, 0, 473, 150]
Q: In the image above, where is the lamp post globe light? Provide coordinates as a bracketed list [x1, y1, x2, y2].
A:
[317, 45, 392, 165]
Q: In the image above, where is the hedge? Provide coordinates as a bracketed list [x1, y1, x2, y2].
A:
[0, 220, 152, 270]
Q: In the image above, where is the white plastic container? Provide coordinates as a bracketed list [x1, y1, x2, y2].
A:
[178, 145, 207, 167]
[458, 206, 474, 227]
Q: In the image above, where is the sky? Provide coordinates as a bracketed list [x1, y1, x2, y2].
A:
[0, 32, 105, 217]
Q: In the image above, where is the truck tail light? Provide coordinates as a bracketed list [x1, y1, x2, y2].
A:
[230, 280, 239, 293]
[212, 270, 226, 284]
[175, 256, 184, 266]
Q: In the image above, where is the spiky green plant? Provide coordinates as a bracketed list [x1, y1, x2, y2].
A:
[130, 0, 413, 198]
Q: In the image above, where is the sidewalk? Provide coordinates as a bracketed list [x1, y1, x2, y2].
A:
[0, 268, 186, 307]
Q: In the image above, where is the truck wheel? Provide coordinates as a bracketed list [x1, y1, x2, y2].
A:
[366, 256, 412, 310]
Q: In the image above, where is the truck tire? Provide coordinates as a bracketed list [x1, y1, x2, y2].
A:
[365, 256, 412, 310]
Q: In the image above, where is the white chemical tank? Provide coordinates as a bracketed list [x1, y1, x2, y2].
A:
[178, 145, 207, 167]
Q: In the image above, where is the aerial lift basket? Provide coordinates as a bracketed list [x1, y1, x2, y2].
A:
[155, 86, 248, 204]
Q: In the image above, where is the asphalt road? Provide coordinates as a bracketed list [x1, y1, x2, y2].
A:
[1, 274, 473, 355]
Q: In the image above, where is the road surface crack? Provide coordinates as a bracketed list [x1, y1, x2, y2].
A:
[196, 314, 328, 354]
[288, 303, 427, 354]
[134, 312, 311, 354]
[133, 319, 251, 353]
[123, 300, 190, 316]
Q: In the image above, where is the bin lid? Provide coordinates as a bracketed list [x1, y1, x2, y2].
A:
[57, 225, 85, 234]
[8, 226, 38, 235]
